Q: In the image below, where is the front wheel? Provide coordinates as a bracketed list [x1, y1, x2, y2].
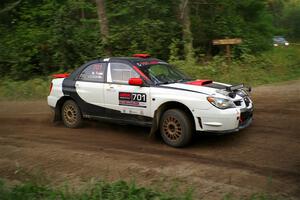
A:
[61, 100, 83, 128]
[160, 109, 193, 147]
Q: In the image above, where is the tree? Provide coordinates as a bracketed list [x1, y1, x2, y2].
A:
[190, 0, 274, 57]
[0, 0, 278, 80]
[105, 0, 180, 60]
[280, 0, 300, 41]
[179, 0, 195, 63]
[95, 0, 111, 56]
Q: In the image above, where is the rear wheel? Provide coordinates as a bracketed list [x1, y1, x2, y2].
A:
[61, 100, 82, 128]
[160, 109, 193, 147]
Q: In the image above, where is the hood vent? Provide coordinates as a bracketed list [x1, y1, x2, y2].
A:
[186, 80, 213, 86]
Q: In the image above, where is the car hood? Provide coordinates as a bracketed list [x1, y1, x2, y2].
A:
[161, 81, 246, 101]
[160, 81, 228, 96]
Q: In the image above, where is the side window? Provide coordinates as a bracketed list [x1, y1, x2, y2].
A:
[78, 63, 106, 82]
[110, 63, 139, 84]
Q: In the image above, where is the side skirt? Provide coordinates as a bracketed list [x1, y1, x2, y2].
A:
[83, 114, 153, 127]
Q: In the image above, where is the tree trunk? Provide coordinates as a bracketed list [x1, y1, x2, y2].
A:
[179, 0, 195, 63]
[95, 0, 111, 56]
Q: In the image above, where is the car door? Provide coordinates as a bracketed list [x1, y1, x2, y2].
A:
[104, 62, 152, 121]
[75, 62, 106, 115]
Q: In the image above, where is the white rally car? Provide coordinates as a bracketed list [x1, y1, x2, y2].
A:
[48, 54, 253, 147]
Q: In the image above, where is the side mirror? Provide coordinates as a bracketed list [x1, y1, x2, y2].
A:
[128, 77, 143, 86]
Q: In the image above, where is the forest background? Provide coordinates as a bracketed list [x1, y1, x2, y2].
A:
[0, 0, 300, 99]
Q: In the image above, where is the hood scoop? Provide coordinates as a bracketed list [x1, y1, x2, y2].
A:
[185, 80, 213, 86]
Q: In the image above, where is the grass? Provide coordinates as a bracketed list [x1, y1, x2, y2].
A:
[0, 46, 299, 100]
[172, 46, 300, 86]
[0, 77, 50, 101]
[0, 178, 288, 200]
[0, 179, 193, 200]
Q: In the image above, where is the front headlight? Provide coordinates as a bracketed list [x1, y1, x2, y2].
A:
[207, 96, 236, 109]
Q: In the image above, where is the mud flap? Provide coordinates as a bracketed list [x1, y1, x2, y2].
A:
[148, 111, 159, 139]
[149, 121, 158, 139]
[53, 106, 61, 122]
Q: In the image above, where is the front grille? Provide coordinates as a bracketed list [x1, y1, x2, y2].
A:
[244, 97, 250, 107]
[240, 111, 253, 124]
[234, 100, 242, 106]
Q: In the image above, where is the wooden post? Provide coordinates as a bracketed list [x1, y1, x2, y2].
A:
[225, 44, 231, 63]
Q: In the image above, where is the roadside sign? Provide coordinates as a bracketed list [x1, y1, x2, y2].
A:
[212, 38, 242, 63]
[213, 38, 242, 45]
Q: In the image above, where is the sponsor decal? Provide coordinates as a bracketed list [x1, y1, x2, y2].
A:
[119, 92, 147, 108]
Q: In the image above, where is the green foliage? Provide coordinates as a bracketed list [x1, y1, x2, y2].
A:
[0, 0, 104, 80]
[168, 38, 182, 62]
[106, 0, 181, 60]
[0, 0, 282, 80]
[191, 0, 274, 56]
[0, 179, 193, 200]
[1, 46, 299, 101]
[0, 0, 298, 81]
[281, 2, 300, 41]
[171, 46, 300, 86]
[268, 0, 300, 41]
[0, 178, 287, 200]
[0, 77, 50, 100]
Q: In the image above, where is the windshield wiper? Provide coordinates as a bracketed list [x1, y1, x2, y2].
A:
[156, 80, 176, 85]
[176, 78, 192, 83]
[156, 79, 191, 85]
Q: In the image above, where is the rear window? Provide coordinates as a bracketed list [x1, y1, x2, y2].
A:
[78, 63, 106, 82]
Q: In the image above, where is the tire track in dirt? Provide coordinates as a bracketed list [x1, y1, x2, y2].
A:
[0, 80, 300, 199]
[0, 118, 299, 184]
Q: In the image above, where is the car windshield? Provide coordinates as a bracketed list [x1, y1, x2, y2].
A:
[273, 36, 286, 42]
[139, 64, 191, 85]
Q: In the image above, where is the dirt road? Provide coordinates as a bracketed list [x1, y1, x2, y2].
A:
[0, 80, 299, 199]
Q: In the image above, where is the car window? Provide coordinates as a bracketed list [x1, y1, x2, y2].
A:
[110, 63, 139, 84]
[147, 64, 185, 84]
[78, 63, 106, 82]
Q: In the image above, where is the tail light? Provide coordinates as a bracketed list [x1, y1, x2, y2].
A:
[49, 82, 53, 94]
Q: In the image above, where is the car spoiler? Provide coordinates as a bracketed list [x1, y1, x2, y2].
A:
[52, 73, 70, 78]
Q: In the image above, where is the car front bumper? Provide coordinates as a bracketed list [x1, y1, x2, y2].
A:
[194, 106, 253, 133]
[203, 115, 253, 135]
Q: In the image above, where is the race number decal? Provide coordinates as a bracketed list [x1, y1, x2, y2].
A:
[119, 92, 147, 107]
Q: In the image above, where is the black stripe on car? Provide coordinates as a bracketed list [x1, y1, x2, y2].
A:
[62, 78, 152, 127]
[154, 85, 209, 95]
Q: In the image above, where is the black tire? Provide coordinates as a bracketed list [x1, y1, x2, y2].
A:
[159, 109, 193, 147]
[61, 100, 83, 128]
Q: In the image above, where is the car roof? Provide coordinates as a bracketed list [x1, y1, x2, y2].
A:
[68, 56, 167, 79]
[99, 57, 168, 68]
[100, 57, 163, 63]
